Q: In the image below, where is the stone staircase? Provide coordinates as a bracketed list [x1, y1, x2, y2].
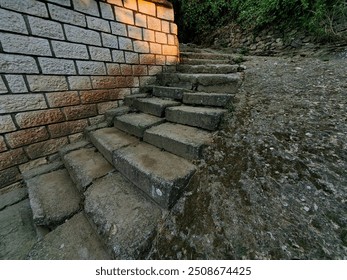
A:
[23, 45, 245, 260]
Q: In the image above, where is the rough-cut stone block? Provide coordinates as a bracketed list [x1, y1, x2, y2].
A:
[59, 140, 90, 157]
[0, 33, 52, 56]
[63, 104, 98, 120]
[112, 50, 125, 63]
[0, 136, 7, 152]
[135, 13, 147, 28]
[90, 76, 118, 89]
[84, 172, 162, 259]
[166, 105, 227, 131]
[63, 148, 113, 191]
[104, 106, 130, 125]
[89, 47, 112, 62]
[183, 92, 233, 107]
[102, 33, 119, 49]
[114, 112, 164, 138]
[73, 0, 99, 16]
[0, 0, 48, 17]
[148, 16, 161, 31]
[48, 119, 89, 138]
[39, 58, 76, 75]
[15, 109, 65, 128]
[19, 157, 48, 174]
[139, 54, 155, 65]
[89, 127, 139, 163]
[144, 122, 212, 160]
[80, 89, 124, 104]
[155, 31, 167, 44]
[115, 6, 134, 25]
[133, 97, 181, 117]
[5, 75, 27, 93]
[170, 22, 177, 35]
[27, 75, 68, 92]
[157, 5, 174, 21]
[87, 16, 110, 32]
[161, 20, 170, 33]
[49, 4, 86, 27]
[0, 184, 27, 211]
[110, 21, 127, 36]
[148, 65, 162, 75]
[0, 54, 39, 74]
[97, 101, 119, 114]
[26, 169, 81, 226]
[68, 76, 92, 90]
[134, 41, 149, 53]
[0, 94, 47, 114]
[25, 137, 69, 159]
[0, 115, 16, 133]
[107, 0, 123, 6]
[162, 45, 178, 55]
[28, 16, 64, 39]
[27, 212, 110, 260]
[138, 0, 156, 16]
[133, 65, 148, 75]
[46, 91, 80, 108]
[123, 0, 137, 10]
[0, 199, 37, 259]
[152, 86, 185, 100]
[22, 160, 64, 180]
[168, 34, 175, 45]
[77, 61, 106, 75]
[0, 148, 28, 171]
[46, 0, 71, 7]
[119, 37, 133, 51]
[0, 76, 7, 93]
[125, 52, 139, 64]
[65, 24, 101, 46]
[6, 127, 49, 148]
[100, 2, 114, 20]
[0, 8, 28, 34]
[143, 29, 155, 42]
[113, 142, 196, 209]
[52, 41, 89, 59]
[128, 25, 143, 40]
[0, 167, 21, 189]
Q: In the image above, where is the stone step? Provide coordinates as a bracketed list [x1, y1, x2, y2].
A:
[84, 172, 162, 259]
[180, 51, 243, 62]
[133, 97, 181, 117]
[144, 122, 212, 160]
[151, 85, 188, 100]
[27, 212, 110, 260]
[177, 64, 242, 74]
[183, 92, 233, 107]
[157, 72, 242, 93]
[88, 127, 139, 164]
[25, 169, 81, 227]
[180, 58, 231, 65]
[63, 147, 114, 192]
[124, 93, 147, 107]
[166, 105, 227, 131]
[113, 142, 196, 209]
[114, 112, 165, 138]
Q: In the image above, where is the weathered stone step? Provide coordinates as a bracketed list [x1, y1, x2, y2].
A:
[181, 51, 243, 61]
[113, 142, 196, 209]
[88, 127, 139, 164]
[183, 92, 233, 107]
[114, 112, 165, 138]
[124, 93, 147, 107]
[157, 73, 242, 93]
[177, 64, 242, 74]
[144, 122, 212, 160]
[63, 147, 114, 192]
[25, 169, 81, 227]
[84, 172, 162, 259]
[28, 212, 110, 260]
[151, 85, 188, 100]
[133, 97, 181, 117]
[166, 105, 227, 131]
[180, 58, 231, 65]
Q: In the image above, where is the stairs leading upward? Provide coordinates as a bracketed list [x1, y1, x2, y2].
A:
[23, 45, 246, 259]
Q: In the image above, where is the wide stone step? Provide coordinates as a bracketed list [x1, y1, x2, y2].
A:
[63, 147, 114, 192]
[144, 122, 212, 160]
[157, 73, 242, 93]
[151, 85, 187, 100]
[113, 142, 196, 209]
[166, 105, 227, 131]
[180, 51, 243, 61]
[27, 212, 110, 260]
[88, 127, 139, 164]
[114, 112, 165, 138]
[177, 64, 242, 74]
[180, 58, 231, 65]
[25, 169, 81, 227]
[183, 92, 233, 107]
[133, 97, 181, 117]
[124, 93, 147, 107]
[84, 172, 162, 259]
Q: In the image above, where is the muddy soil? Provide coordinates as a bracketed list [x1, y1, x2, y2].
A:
[149, 52, 347, 259]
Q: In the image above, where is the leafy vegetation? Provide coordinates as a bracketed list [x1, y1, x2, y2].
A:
[171, 0, 347, 42]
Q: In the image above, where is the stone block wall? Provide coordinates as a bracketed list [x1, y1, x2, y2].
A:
[0, 0, 179, 189]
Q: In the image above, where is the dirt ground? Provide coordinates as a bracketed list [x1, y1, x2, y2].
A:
[149, 49, 347, 259]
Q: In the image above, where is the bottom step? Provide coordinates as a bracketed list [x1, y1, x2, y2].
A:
[113, 142, 196, 209]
